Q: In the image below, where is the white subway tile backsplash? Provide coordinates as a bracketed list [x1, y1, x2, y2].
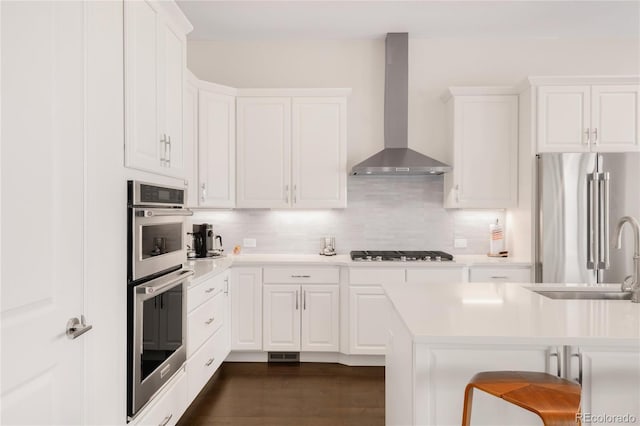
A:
[193, 176, 505, 255]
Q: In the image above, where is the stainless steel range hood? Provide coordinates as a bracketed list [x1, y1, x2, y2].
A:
[351, 33, 451, 175]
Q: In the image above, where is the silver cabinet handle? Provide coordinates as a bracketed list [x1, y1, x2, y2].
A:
[205, 287, 215, 293]
[293, 184, 297, 204]
[291, 275, 311, 278]
[549, 350, 561, 377]
[224, 277, 229, 295]
[490, 276, 508, 279]
[455, 184, 460, 203]
[159, 134, 167, 166]
[284, 184, 289, 204]
[571, 353, 583, 385]
[205, 357, 215, 367]
[66, 315, 93, 339]
[159, 413, 173, 426]
[584, 128, 590, 144]
[166, 135, 172, 166]
[295, 290, 299, 310]
[303, 290, 306, 310]
[205, 317, 215, 325]
[201, 183, 207, 202]
[592, 128, 598, 144]
[599, 172, 610, 269]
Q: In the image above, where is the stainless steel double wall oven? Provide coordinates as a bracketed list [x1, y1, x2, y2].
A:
[127, 181, 193, 420]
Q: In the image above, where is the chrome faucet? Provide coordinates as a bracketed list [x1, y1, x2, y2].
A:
[614, 216, 640, 303]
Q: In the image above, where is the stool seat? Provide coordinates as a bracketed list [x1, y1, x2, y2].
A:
[462, 371, 581, 426]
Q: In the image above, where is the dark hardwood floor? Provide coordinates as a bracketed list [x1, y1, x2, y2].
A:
[177, 362, 385, 426]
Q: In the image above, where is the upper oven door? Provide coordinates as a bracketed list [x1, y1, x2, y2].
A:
[131, 208, 192, 281]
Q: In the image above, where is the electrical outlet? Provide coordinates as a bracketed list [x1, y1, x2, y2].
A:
[454, 238, 467, 248]
[243, 238, 257, 248]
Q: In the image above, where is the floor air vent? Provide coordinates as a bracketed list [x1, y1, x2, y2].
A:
[268, 352, 300, 363]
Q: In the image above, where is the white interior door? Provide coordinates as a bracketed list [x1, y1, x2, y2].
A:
[1, 2, 87, 424]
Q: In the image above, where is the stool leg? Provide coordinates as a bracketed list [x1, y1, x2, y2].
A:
[461, 385, 474, 426]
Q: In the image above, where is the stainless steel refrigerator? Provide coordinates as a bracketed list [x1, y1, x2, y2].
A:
[536, 152, 640, 284]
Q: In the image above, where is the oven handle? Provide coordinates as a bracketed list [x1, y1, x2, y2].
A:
[135, 208, 193, 218]
[136, 270, 194, 297]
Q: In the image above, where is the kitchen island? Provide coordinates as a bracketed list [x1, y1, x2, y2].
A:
[383, 282, 640, 426]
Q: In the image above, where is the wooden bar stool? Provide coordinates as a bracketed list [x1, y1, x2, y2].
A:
[462, 371, 581, 426]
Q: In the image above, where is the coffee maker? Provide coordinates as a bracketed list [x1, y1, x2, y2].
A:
[189, 224, 223, 258]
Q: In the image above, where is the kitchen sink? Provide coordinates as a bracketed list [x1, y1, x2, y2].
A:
[533, 290, 632, 300]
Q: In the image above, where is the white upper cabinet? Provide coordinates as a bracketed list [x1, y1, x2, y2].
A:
[537, 82, 640, 153]
[198, 83, 237, 208]
[443, 90, 519, 209]
[124, 0, 192, 178]
[292, 98, 347, 208]
[236, 97, 292, 208]
[236, 90, 350, 209]
[183, 74, 199, 207]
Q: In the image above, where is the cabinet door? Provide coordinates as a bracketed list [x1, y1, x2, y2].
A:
[349, 286, 389, 355]
[124, 0, 161, 172]
[230, 268, 262, 350]
[236, 97, 291, 208]
[301, 285, 339, 352]
[538, 86, 591, 152]
[263, 284, 300, 351]
[199, 90, 236, 208]
[157, 20, 185, 177]
[183, 77, 198, 208]
[292, 97, 347, 208]
[451, 95, 518, 208]
[576, 348, 640, 423]
[591, 85, 640, 152]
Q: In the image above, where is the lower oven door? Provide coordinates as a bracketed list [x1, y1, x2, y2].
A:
[130, 268, 193, 417]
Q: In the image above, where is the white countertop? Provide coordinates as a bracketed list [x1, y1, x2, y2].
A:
[224, 253, 531, 267]
[186, 256, 233, 284]
[383, 282, 640, 347]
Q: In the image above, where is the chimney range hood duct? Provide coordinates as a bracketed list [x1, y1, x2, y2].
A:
[351, 33, 451, 175]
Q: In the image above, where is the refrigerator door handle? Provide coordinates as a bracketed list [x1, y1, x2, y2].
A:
[587, 174, 596, 270]
[599, 172, 611, 269]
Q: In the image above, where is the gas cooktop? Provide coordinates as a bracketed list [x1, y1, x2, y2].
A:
[350, 250, 454, 262]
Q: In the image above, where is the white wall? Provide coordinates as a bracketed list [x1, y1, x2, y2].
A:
[187, 37, 640, 168]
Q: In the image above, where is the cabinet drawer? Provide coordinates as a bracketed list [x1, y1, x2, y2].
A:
[406, 267, 466, 284]
[263, 267, 339, 284]
[187, 273, 226, 313]
[469, 267, 531, 283]
[187, 325, 227, 403]
[132, 368, 187, 426]
[187, 293, 224, 356]
[349, 268, 405, 285]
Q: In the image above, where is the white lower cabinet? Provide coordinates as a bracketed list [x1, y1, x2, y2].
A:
[263, 284, 339, 352]
[405, 267, 467, 284]
[348, 286, 389, 355]
[131, 369, 187, 426]
[572, 347, 640, 424]
[230, 267, 263, 350]
[469, 266, 532, 283]
[185, 269, 230, 407]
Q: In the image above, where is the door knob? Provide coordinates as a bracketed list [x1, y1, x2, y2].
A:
[66, 315, 93, 339]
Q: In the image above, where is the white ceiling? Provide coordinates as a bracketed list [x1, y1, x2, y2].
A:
[177, 1, 640, 41]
